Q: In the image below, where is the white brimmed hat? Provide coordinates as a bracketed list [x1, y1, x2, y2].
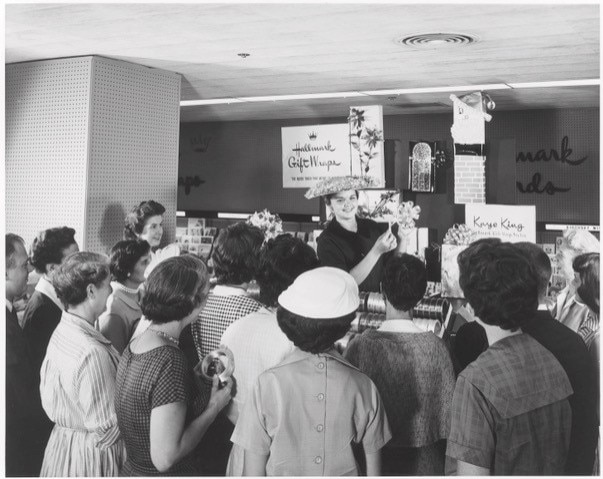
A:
[304, 175, 380, 199]
[278, 267, 359, 319]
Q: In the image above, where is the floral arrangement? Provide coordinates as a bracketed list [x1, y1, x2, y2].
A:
[348, 108, 384, 174]
[443, 223, 476, 245]
[397, 201, 421, 230]
[247, 209, 283, 242]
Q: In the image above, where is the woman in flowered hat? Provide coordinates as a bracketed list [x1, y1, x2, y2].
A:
[305, 176, 406, 292]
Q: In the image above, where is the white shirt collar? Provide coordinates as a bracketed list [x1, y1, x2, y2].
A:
[537, 303, 550, 311]
[6, 299, 14, 312]
[378, 319, 424, 333]
[212, 284, 250, 297]
[35, 276, 65, 311]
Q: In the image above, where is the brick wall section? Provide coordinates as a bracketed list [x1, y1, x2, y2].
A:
[454, 155, 486, 204]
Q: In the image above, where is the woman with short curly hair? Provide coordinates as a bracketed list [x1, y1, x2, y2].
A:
[115, 256, 232, 476]
[447, 242, 573, 475]
[40, 252, 126, 476]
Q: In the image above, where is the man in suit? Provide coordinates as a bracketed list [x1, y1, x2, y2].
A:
[22, 226, 79, 377]
[5, 233, 48, 476]
[516, 241, 598, 475]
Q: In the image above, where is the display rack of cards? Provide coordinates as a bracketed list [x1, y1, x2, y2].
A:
[176, 218, 218, 260]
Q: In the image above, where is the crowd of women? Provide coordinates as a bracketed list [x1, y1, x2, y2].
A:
[5, 177, 601, 476]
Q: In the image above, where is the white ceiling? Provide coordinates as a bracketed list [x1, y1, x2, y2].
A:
[5, 2, 600, 122]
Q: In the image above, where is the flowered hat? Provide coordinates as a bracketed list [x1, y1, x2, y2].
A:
[304, 175, 380, 199]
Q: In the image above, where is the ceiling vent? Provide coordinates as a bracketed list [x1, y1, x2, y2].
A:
[396, 33, 478, 48]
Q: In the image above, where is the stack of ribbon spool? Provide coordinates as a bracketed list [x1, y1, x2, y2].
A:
[355, 292, 449, 335]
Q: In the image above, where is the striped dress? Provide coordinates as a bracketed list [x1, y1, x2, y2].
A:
[40, 311, 126, 476]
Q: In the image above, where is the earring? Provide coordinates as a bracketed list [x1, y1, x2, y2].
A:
[127, 273, 131, 277]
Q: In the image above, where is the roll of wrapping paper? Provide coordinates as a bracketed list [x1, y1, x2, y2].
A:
[358, 291, 370, 312]
[413, 318, 442, 335]
[366, 292, 386, 314]
[357, 312, 386, 333]
[414, 297, 451, 322]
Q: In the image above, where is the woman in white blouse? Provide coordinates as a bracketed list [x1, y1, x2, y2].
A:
[40, 252, 125, 476]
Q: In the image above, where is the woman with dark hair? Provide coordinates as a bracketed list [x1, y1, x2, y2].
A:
[123, 200, 179, 277]
[232, 267, 391, 476]
[554, 229, 599, 331]
[115, 255, 232, 476]
[306, 176, 406, 292]
[189, 222, 264, 363]
[97, 239, 151, 354]
[446, 242, 573, 475]
[40, 252, 125, 476]
[573, 252, 600, 348]
[221, 235, 319, 475]
[574, 253, 600, 474]
[180, 221, 264, 475]
[345, 254, 455, 475]
[23, 226, 79, 375]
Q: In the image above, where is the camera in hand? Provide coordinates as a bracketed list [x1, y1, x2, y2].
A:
[200, 346, 235, 388]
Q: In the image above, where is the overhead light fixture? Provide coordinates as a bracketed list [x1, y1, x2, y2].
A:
[180, 79, 600, 107]
[362, 83, 511, 96]
[180, 97, 244, 106]
[239, 91, 369, 102]
[507, 79, 600, 89]
[217, 212, 250, 219]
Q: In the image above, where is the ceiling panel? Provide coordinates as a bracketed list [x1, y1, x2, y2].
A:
[5, 3, 600, 122]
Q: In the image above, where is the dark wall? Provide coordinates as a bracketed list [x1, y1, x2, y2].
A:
[178, 108, 599, 241]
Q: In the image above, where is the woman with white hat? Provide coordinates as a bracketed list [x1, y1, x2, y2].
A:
[306, 176, 406, 292]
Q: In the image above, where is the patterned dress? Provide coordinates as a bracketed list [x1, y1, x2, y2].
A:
[40, 311, 125, 476]
[115, 344, 203, 475]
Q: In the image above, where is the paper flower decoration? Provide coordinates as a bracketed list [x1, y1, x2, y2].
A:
[397, 201, 421, 229]
[304, 175, 380, 199]
[247, 209, 283, 241]
[443, 223, 477, 245]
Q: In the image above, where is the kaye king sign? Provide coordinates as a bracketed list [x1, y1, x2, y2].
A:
[282, 124, 351, 188]
[465, 204, 536, 243]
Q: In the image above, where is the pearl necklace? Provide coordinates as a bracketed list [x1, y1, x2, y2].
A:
[148, 327, 180, 346]
[114, 282, 140, 296]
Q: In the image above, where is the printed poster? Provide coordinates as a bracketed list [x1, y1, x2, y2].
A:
[465, 204, 536, 242]
[282, 124, 351, 188]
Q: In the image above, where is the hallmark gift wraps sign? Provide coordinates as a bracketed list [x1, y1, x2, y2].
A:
[466, 204, 536, 242]
[282, 124, 350, 188]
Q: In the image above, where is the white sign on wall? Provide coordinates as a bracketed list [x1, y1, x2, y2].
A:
[466, 204, 536, 242]
[282, 124, 351, 188]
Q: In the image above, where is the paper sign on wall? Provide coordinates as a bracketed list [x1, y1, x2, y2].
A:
[282, 124, 351, 188]
[465, 204, 536, 242]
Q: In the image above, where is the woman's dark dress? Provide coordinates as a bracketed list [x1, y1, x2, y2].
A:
[316, 217, 389, 292]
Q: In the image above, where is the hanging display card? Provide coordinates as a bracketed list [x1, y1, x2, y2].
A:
[348, 105, 385, 186]
[449, 93, 490, 145]
[465, 204, 536, 242]
[282, 124, 351, 188]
